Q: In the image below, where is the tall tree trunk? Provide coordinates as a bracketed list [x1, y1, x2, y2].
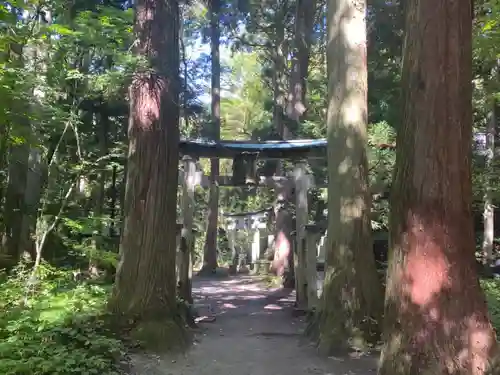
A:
[20, 12, 50, 264]
[483, 99, 496, 268]
[118, 115, 128, 231]
[271, 188, 295, 287]
[1, 143, 30, 268]
[271, 15, 295, 287]
[96, 108, 109, 233]
[19, 148, 43, 261]
[378, 1, 497, 374]
[283, 0, 317, 294]
[0, 124, 8, 264]
[109, 164, 118, 239]
[308, 0, 383, 353]
[89, 107, 109, 274]
[0, 123, 8, 215]
[109, 0, 184, 345]
[201, 0, 221, 274]
[286, 0, 317, 123]
[0, 35, 24, 265]
[273, 18, 289, 145]
[319, 1, 326, 72]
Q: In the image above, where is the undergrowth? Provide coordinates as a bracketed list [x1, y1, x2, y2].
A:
[481, 278, 500, 335]
[2, 261, 500, 375]
[0, 262, 126, 375]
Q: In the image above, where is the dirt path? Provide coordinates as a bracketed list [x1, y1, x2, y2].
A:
[129, 275, 378, 375]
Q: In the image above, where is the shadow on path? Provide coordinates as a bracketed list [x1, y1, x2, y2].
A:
[129, 275, 377, 375]
[192, 275, 295, 319]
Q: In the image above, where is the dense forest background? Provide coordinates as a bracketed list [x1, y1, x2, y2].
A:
[0, 0, 499, 374]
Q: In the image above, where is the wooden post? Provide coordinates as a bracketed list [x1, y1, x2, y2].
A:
[290, 230, 300, 300]
[175, 223, 183, 281]
[267, 234, 275, 256]
[227, 219, 238, 275]
[241, 218, 251, 272]
[317, 229, 327, 265]
[251, 228, 260, 268]
[189, 227, 198, 287]
[179, 156, 198, 304]
[260, 226, 269, 258]
[305, 224, 325, 311]
[293, 161, 309, 310]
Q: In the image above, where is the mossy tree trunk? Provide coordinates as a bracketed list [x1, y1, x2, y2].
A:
[109, 0, 184, 343]
[378, 1, 497, 374]
[310, 0, 383, 354]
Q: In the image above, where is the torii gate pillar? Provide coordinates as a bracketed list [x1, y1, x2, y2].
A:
[178, 156, 202, 304]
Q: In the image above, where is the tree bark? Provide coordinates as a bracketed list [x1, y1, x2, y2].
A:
[271, 17, 295, 287]
[109, 0, 184, 344]
[118, 113, 129, 228]
[0, 36, 25, 267]
[378, 1, 497, 374]
[286, 0, 317, 122]
[271, 187, 295, 288]
[283, 0, 317, 296]
[95, 109, 109, 235]
[1, 143, 29, 268]
[109, 165, 117, 239]
[19, 148, 43, 261]
[309, 0, 383, 353]
[273, 23, 287, 144]
[201, 0, 221, 274]
[88, 107, 109, 274]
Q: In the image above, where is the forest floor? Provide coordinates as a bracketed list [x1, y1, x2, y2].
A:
[128, 274, 378, 375]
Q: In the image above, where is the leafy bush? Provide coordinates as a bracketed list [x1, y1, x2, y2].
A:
[0, 263, 125, 375]
[481, 278, 500, 335]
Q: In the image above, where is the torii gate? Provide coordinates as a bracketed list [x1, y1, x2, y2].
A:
[223, 208, 272, 274]
[177, 138, 326, 310]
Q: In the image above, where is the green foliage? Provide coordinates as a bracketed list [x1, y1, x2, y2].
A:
[481, 278, 500, 335]
[221, 51, 272, 139]
[0, 0, 498, 369]
[474, 0, 500, 67]
[368, 121, 396, 230]
[0, 264, 124, 375]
